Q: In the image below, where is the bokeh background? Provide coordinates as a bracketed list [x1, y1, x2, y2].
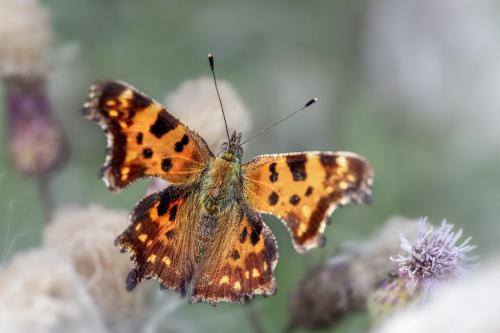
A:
[1, 1, 500, 332]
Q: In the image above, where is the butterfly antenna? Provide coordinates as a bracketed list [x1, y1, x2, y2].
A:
[240, 97, 318, 146]
[208, 53, 231, 143]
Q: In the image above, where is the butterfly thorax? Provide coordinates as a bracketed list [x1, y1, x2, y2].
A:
[201, 155, 242, 215]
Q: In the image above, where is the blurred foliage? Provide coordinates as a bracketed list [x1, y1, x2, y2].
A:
[1, 1, 499, 332]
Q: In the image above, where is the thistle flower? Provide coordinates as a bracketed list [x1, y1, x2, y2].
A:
[392, 218, 476, 294]
[288, 217, 420, 330]
[0, 0, 66, 177]
[43, 205, 154, 325]
[374, 257, 500, 333]
[368, 218, 476, 319]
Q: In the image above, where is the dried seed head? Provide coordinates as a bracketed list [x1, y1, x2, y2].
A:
[165, 76, 253, 152]
[0, 0, 50, 79]
[43, 205, 154, 324]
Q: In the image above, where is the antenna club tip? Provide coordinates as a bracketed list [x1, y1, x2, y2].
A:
[208, 53, 214, 68]
[305, 97, 318, 107]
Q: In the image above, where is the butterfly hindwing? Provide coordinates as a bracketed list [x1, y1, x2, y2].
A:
[190, 207, 278, 303]
[83, 80, 213, 191]
[242, 152, 374, 252]
[115, 185, 199, 296]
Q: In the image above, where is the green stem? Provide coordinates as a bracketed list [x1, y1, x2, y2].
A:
[38, 176, 53, 222]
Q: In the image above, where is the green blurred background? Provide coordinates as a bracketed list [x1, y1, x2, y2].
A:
[1, 0, 500, 332]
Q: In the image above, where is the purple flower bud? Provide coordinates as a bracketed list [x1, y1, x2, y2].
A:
[4, 78, 67, 176]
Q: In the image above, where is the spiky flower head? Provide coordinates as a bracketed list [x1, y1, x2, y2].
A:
[368, 218, 476, 319]
[392, 218, 476, 295]
[288, 217, 420, 330]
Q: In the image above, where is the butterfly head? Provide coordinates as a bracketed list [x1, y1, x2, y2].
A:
[220, 131, 243, 161]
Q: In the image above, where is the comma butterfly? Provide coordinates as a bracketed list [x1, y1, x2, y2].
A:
[82, 55, 374, 304]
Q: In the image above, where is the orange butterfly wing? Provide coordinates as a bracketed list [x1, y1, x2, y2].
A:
[242, 152, 374, 252]
[83, 80, 213, 191]
[115, 186, 200, 296]
[190, 207, 278, 303]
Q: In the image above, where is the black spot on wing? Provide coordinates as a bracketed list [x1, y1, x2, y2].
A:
[269, 162, 279, 182]
[319, 154, 337, 167]
[305, 186, 313, 196]
[268, 191, 279, 205]
[286, 155, 307, 181]
[154, 187, 181, 217]
[174, 142, 184, 152]
[136, 132, 143, 144]
[289, 194, 301, 205]
[250, 230, 260, 245]
[150, 111, 176, 138]
[143, 148, 153, 158]
[157, 193, 171, 216]
[165, 229, 175, 239]
[245, 210, 264, 246]
[230, 249, 240, 260]
[240, 227, 248, 243]
[161, 158, 172, 172]
[169, 204, 178, 221]
[174, 134, 190, 152]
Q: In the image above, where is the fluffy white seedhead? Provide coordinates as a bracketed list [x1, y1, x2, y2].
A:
[0, 0, 50, 78]
[165, 76, 253, 152]
[44, 205, 154, 324]
[0, 249, 107, 333]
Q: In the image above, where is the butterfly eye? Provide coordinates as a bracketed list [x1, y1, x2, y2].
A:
[220, 142, 229, 153]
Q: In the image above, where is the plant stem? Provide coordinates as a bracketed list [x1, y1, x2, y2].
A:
[38, 176, 53, 222]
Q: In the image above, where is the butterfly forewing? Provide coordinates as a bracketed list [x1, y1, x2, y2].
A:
[83, 80, 213, 191]
[242, 152, 374, 252]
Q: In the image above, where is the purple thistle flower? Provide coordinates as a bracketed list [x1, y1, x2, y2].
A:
[392, 218, 476, 295]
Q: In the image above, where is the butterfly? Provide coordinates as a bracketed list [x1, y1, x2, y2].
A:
[82, 57, 374, 304]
